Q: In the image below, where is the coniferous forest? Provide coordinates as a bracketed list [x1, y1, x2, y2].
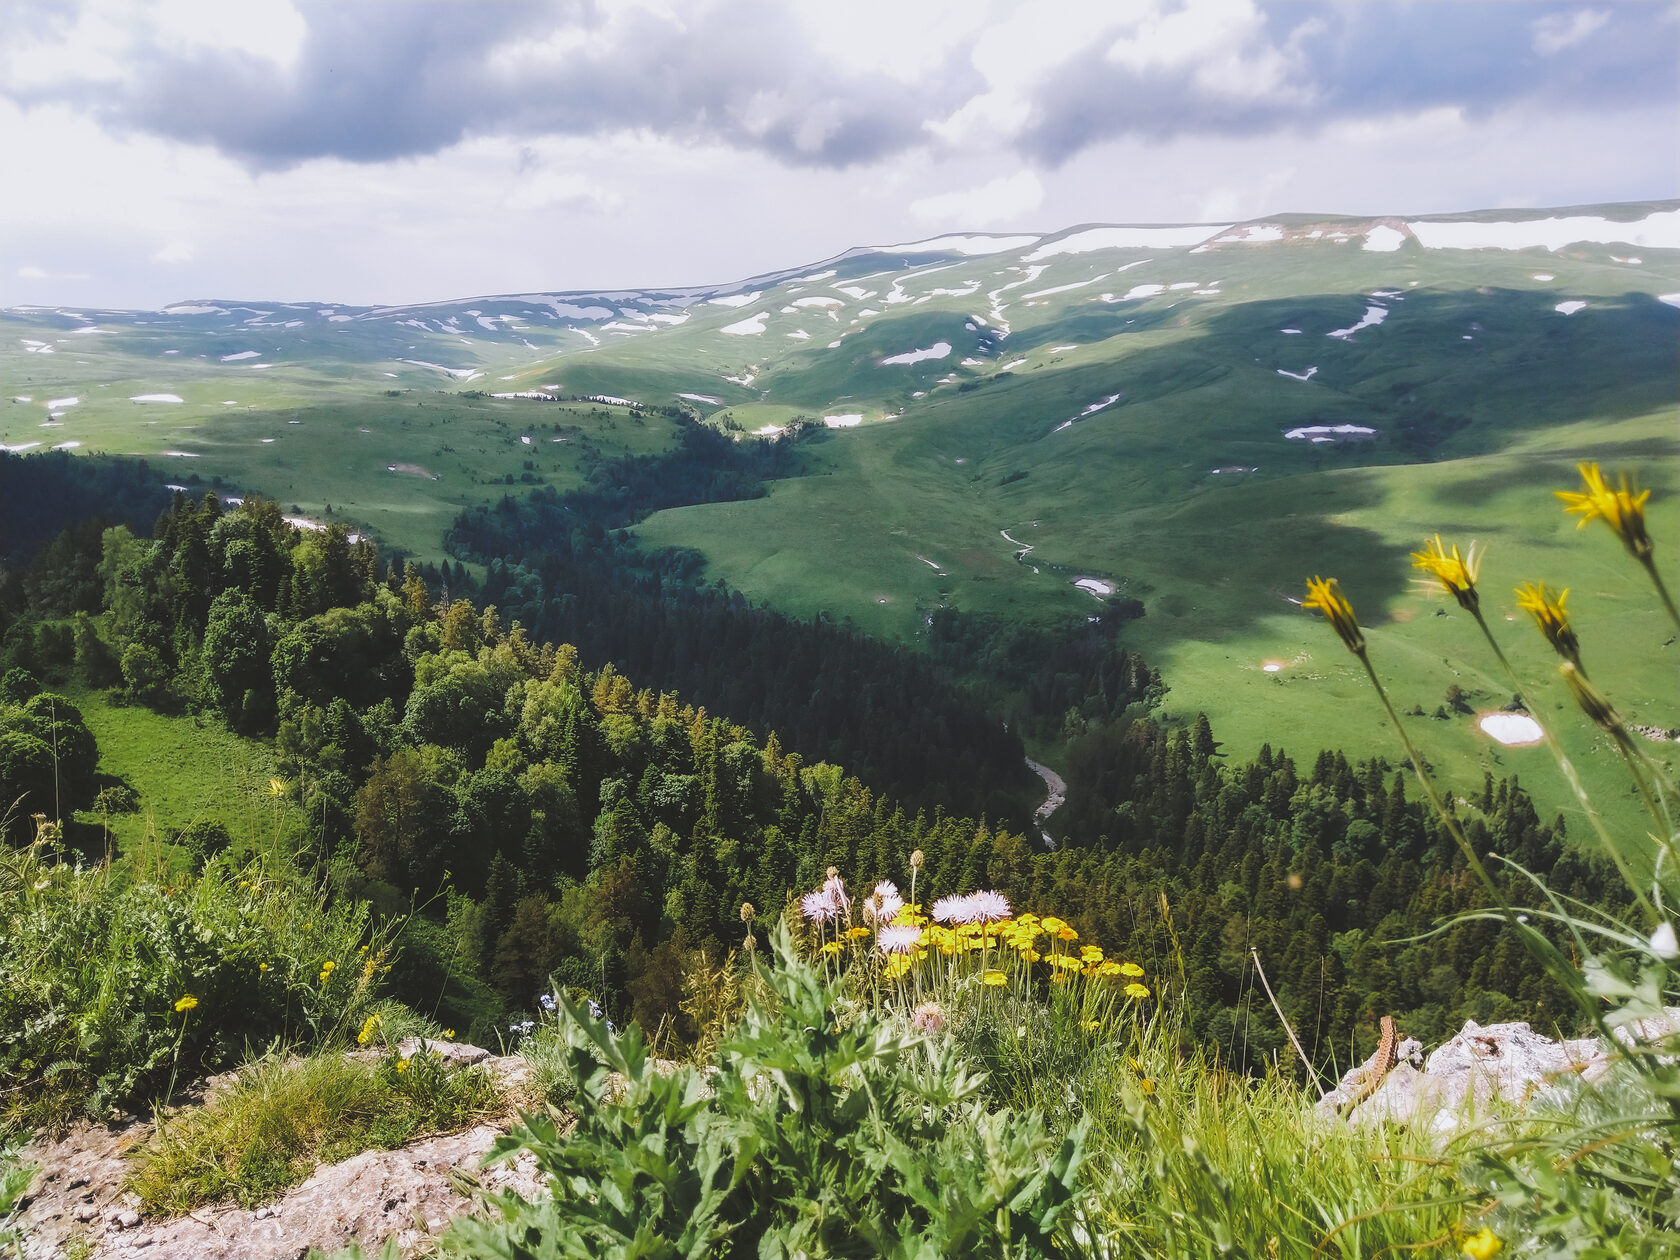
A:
[0, 450, 1621, 1075]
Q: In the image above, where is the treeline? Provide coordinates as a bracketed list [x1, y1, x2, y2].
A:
[0, 449, 177, 570]
[2, 486, 1625, 1073]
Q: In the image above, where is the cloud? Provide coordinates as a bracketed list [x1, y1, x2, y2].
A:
[1532, 8, 1609, 56]
[17, 264, 90, 281]
[4, 0, 1672, 179]
[910, 171, 1043, 225]
[503, 170, 622, 214]
[152, 239, 195, 264]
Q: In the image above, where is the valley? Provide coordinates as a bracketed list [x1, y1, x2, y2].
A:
[5, 202, 1677, 834]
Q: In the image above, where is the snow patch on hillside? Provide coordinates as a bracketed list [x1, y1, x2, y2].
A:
[1362, 226, 1407, 251]
[710, 291, 762, 308]
[880, 341, 952, 365]
[1276, 366, 1318, 382]
[721, 312, 769, 335]
[1327, 306, 1388, 339]
[1406, 209, 1680, 251]
[824, 414, 863, 427]
[220, 351, 261, 361]
[1554, 300, 1587, 315]
[130, 393, 184, 403]
[1025, 224, 1228, 259]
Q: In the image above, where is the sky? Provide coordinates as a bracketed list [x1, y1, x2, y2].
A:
[2, 0, 1676, 310]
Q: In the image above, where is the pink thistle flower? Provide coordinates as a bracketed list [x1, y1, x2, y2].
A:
[878, 924, 921, 955]
[969, 890, 1011, 923]
[801, 886, 841, 923]
[864, 879, 904, 924]
[932, 893, 979, 925]
[911, 1001, 945, 1035]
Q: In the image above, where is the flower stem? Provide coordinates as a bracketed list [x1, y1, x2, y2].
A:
[1639, 554, 1680, 633]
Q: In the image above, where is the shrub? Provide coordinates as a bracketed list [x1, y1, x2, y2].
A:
[0, 836, 392, 1130]
[449, 924, 1088, 1259]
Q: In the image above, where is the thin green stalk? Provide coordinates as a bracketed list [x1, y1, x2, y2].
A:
[1638, 554, 1680, 633]
[1467, 607, 1658, 923]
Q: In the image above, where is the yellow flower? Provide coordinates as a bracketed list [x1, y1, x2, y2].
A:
[1303, 576, 1365, 655]
[819, 940, 844, 956]
[396, 1058, 410, 1074]
[268, 777, 287, 797]
[1461, 1226, 1503, 1259]
[1048, 953, 1083, 971]
[174, 994, 199, 1013]
[1041, 916, 1067, 934]
[1124, 982, 1151, 1000]
[1514, 582, 1582, 671]
[1016, 947, 1043, 964]
[320, 959, 336, 972]
[1096, 961, 1124, 978]
[982, 970, 1008, 987]
[1139, 1078, 1155, 1094]
[1557, 462, 1652, 559]
[258, 962, 270, 973]
[845, 926, 871, 939]
[442, 1029, 455, 1039]
[1560, 661, 1623, 734]
[1411, 535, 1481, 613]
[1080, 945, 1104, 963]
[357, 1014, 382, 1046]
[1119, 961, 1144, 978]
[1082, 1019, 1100, 1032]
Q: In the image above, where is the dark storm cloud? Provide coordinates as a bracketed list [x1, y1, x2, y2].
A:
[5, 0, 1673, 171]
[5, 0, 971, 170]
[1023, 2, 1678, 165]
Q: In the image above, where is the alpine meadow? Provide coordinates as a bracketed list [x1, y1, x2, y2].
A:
[3, 2, 1679, 1257]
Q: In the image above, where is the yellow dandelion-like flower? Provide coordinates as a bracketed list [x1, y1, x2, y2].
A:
[1124, 982, 1151, 1000]
[174, 995, 199, 1012]
[845, 926, 872, 940]
[268, 777, 288, 797]
[1559, 661, 1623, 734]
[819, 940, 844, 956]
[396, 1059, 410, 1074]
[1056, 925, 1078, 942]
[1082, 1019, 1100, 1032]
[1461, 1226, 1503, 1259]
[1041, 916, 1067, 934]
[1048, 953, 1083, 971]
[1080, 945, 1104, 963]
[1139, 1078, 1155, 1094]
[1303, 576, 1365, 655]
[982, 970, 1008, 987]
[258, 962, 270, 973]
[443, 1029, 455, 1039]
[1016, 947, 1043, 964]
[1119, 962, 1144, 978]
[1557, 462, 1652, 560]
[1514, 582, 1583, 671]
[1096, 960, 1124, 978]
[1411, 535, 1481, 613]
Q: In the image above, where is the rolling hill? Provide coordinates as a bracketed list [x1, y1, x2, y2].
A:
[6, 200, 1677, 835]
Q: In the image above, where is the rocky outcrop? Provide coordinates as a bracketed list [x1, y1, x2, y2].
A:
[16, 1041, 544, 1260]
[1319, 1009, 1680, 1134]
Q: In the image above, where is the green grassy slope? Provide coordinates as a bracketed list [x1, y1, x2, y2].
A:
[8, 204, 1676, 832]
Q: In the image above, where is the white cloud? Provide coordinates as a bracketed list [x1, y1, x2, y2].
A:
[503, 171, 623, 214]
[911, 171, 1043, 226]
[152, 239, 196, 264]
[1532, 8, 1609, 56]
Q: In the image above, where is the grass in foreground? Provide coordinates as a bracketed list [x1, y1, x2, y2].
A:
[131, 1044, 499, 1215]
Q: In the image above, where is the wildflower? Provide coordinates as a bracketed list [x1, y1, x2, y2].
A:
[1054, 923, 1078, 942]
[1461, 1226, 1503, 1259]
[969, 890, 1012, 922]
[1514, 582, 1583, 671]
[801, 884, 844, 924]
[1303, 576, 1365, 655]
[982, 970, 1008, 987]
[878, 925, 921, 955]
[910, 849, 924, 869]
[258, 962, 270, 973]
[1082, 1019, 1100, 1032]
[268, 777, 287, 797]
[740, 901, 755, 923]
[819, 940, 844, 957]
[1560, 661, 1623, 734]
[320, 959, 336, 976]
[1048, 953, 1083, 971]
[1652, 921, 1679, 961]
[1040, 915, 1067, 934]
[1080, 945, 1104, 964]
[845, 926, 872, 940]
[932, 894, 979, 924]
[863, 880, 904, 924]
[1096, 961, 1125, 978]
[396, 1058, 410, 1074]
[1119, 962, 1144, 978]
[174, 995, 199, 1013]
[539, 992, 558, 1012]
[357, 1014, 382, 1046]
[1557, 462, 1652, 560]
[1411, 535, 1482, 613]
[1139, 1078, 1155, 1094]
[911, 1001, 945, 1034]
[1124, 982, 1151, 1000]
[443, 1029, 456, 1039]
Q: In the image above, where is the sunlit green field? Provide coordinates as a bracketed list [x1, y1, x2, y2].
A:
[8, 209, 1676, 835]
